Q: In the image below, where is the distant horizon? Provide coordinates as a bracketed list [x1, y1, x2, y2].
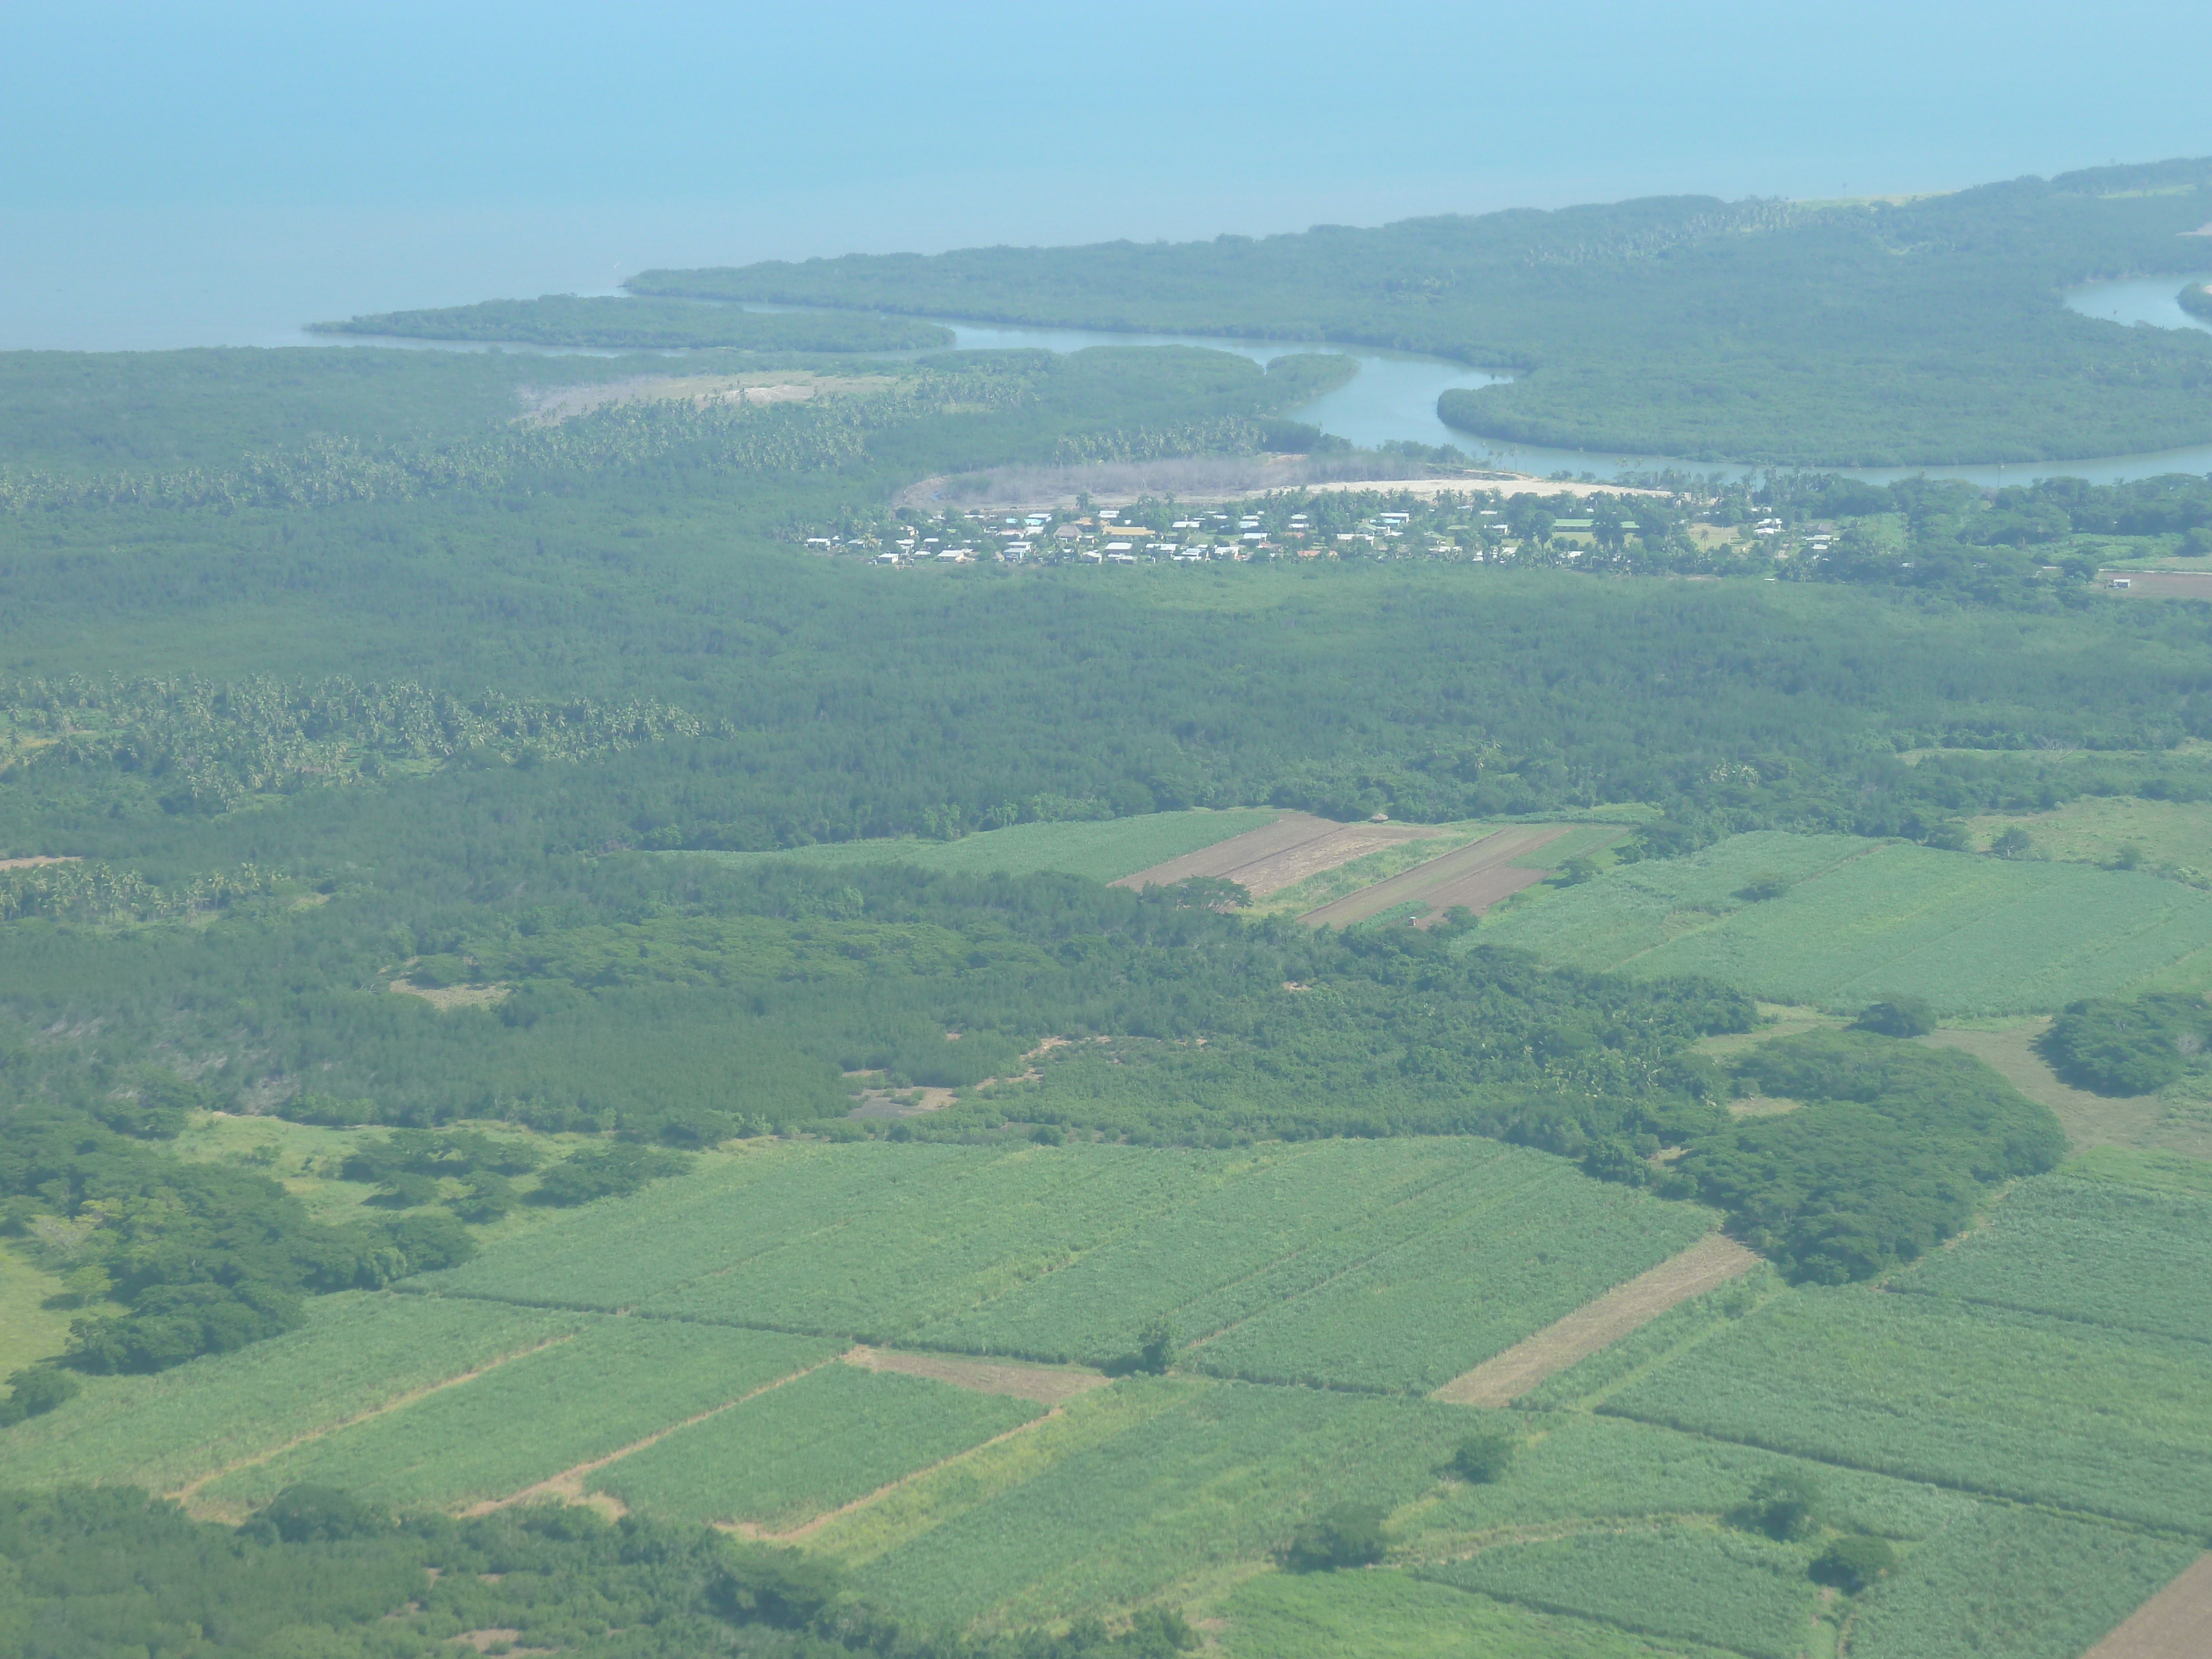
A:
[4, 0, 2208, 351]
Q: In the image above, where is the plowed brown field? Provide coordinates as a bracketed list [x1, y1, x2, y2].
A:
[1112, 812, 1444, 898]
[1431, 1234, 1760, 1406]
[1298, 824, 1572, 928]
[2086, 1553, 2212, 1658]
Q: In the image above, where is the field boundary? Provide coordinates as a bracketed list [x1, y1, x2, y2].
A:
[468, 1354, 843, 1516]
[169, 1332, 576, 1509]
[843, 1344, 1110, 1405]
[1298, 825, 1572, 928]
[2084, 1552, 2212, 1658]
[740, 1400, 1081, 1543]
[1432, 1235, 1760, 1406]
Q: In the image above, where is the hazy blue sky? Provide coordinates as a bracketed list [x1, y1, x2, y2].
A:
[4, 0, 2208, 347]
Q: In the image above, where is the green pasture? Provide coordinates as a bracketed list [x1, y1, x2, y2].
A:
[670, 808, 1281, 885]
[1474, 831, 2212, 1015]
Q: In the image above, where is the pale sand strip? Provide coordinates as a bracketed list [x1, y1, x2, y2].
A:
[1432, 1235, 1761, 1406]
[2085, 1554, 2212, 1659]
[843, 1344, 1111, 1405]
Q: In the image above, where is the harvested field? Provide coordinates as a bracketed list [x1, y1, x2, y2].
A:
[1431, 1234, 1758, 1406]
[1113, 812, 1444, 898]
[2085, 1553, 2212, 1659]
[1299, 825, 1572, 927]
[522, 372, 888, 423]
[844, 1345, 1110, 1406]
[2103, 570, 2212, 599]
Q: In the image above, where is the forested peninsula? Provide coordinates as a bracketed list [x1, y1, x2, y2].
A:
[633, 159, 2212, 467]
[310, 295, 953, 352]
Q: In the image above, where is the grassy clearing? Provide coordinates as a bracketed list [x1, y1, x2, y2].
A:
[592, 1361, 1044, 1531]
[1964, 795, 2212, 877]
[1601, 1288, 2212, 1532]
[0, 1244, 91, 1375]
[1401, 1412, 1970, 1548]
[2065, 1143, 2212, 1196]
[428, 1139, 1714, 1395]
[1418, 1526, 1818, 1659]
[670, 809, 1281, 885]
[1917, 1021, 2169, 1152]
[195, 1319, 838, 1517]
[829, 1378, 1470, 1628]
[1, 1292, 578, 1495]
[1211, 1568, 1737, 1659]
[1895, 1172, 2212, 1343]
[1848, 1505, 2200, 1659]
[1475, 831, 2212, 1016]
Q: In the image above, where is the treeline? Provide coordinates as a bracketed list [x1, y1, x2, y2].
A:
[0, 1485, 1197, 1659]
[632, 159, 2212, 465]
[310, 294, 955, 351]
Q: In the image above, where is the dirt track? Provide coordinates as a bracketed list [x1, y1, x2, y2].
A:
[1297, 824, 1572, 927]
[1112, 812, 1444, 898]
[1431, 1234, 1761, 1406]
[843, 1345, 1110, 1405]
[2084, 1553, 2212, 1658]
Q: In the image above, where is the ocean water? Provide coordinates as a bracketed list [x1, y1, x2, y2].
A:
[3, 1, 2209, 353]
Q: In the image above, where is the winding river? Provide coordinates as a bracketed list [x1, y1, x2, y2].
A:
[304, 275, 2212, 486]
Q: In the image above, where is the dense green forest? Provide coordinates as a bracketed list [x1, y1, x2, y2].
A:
[0, 1485, 1198, 1659]
[633, 159, 2212, 465]
[2179, 279, 2212, 321]
[311, 294, 954, 351]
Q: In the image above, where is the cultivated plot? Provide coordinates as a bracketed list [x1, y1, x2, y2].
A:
[0, 1292, 578, 1498]
[192, 1319, 837, 1518]
[425, 1138, 1719, 1396]
[592, 1359, 1045, 1532]
[1112, 811, 1448, 897]
[818, 1377, 1469, 1628]
[1476, 831, 2212, 1015]
[1298, 825, 1572, 928]
[1602, 1288, 2212, 1532]
[1897, 1171, 2212, 1343]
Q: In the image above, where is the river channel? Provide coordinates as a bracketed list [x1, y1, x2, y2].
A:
[304, 275, 2212, 487]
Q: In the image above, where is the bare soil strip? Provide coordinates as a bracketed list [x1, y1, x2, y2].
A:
[1299, 825, 1572, 928]
[462, 1356, 841, 1516]
[2101, 571, 2212, 600]
[842, 1344, 1110, 1405]
[1432, 1235, 1761, 1407]
[1112, 811, 1444, 898]
[2085, 1553, 2212, 1658]
[171, 1333, 575, 1508]
[0, 855, 76, 871]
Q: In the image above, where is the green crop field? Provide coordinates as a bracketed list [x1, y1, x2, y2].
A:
[674, 808, 1281, 884]
[0, 1292, 578, 1496]
[1474, 831, 2212, 1015]
[1848, 1505, 2200, 1659]
[1180, 1163, 1714, 1394]
[1402, 1413, 1973, 1547]
[1418, 1526, 1818, 1659]
[1965, 795, 2212, 878]
[816, 1377, 1471, 1628]
[2065, 1144, 2212, 1197]
[592, 1361, 1045, 1531]
[1212, 1568, 1740, 1659]
[194, 1319, 838, 1517]
[421, 1138, 1716, 1394]
[1897, 1172, 2212, 1343]
[1601, 1288, 2212, 1532]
